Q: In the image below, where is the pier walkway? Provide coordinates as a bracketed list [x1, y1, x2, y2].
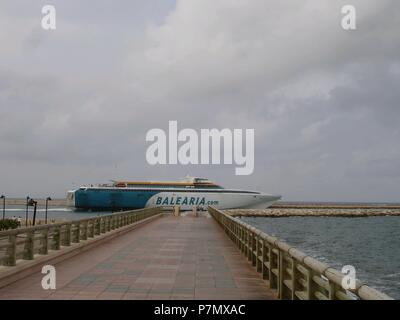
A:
[0, 213, 276, 300]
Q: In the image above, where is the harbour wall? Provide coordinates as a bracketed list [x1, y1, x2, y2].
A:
[1, 198, 67, 206]
[226, 207, 400, 217]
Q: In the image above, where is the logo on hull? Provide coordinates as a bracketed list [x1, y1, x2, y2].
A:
[155, 196, 218, 206]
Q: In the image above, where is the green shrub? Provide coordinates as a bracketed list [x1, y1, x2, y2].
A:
[0, 219, 20, 231]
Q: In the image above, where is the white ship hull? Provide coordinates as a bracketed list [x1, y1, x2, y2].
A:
[145, 191, 281, 210]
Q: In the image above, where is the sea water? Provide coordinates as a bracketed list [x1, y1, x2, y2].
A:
[242, 216, 400, 299]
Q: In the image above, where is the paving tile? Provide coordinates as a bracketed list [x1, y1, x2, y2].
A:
[105, 285, 130, 292]
[46, 293, 74, 300]
[127, 287, 150, 294]
[215, 280, 237, 288]
[196, 282, 216, 288]
[73, 292, 100, 300]
[96, 292, 125, 300]
[171, 294, 194, 300]
[146, 293, 171, 300]
[122, 293, 148, 300]
[150, 287, 173, 294]
[173, 288, 195, 294]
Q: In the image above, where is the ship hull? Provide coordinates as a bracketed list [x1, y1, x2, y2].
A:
[67, 188, 281, 211]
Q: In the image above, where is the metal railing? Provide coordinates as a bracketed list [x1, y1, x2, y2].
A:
[208, 206, 393, 300]
[0, 207, 162, 267]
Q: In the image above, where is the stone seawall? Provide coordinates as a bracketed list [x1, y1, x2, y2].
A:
[1, 198, 67, 206]
[226, 207, 400, 217]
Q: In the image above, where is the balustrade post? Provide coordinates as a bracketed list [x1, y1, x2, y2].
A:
[256, 237, 261, 272]
[278, 250, 284, 299]
[269, 246, 277, 289]
[81, 221, 88, 240]
[5, 234, 17, 266]
[99, 218, 104, 233]
[51, 226, 61, 250]
[233, 223, 237, 245]
[23, 231, 34, 260]
[107, 216, 111, 231]
[111, 216, 115, 230]
[329, 283, 341, 300]
[103, 217, 107, 232]
[252, 233, 257, 266]
[247, 231, 252, 262]
[261, 240, 268, 280]
[240, 226, 244, 253]
[245, 229, 249, 256]
[235, 223, 239, 247]
[73, 223, 80, 243]
[95, 218, 101, 235]
[244, 229, 247, 256]
[223, 216, 226, 233]
[39, 229, 49, 255]
[306, 268, 313, 300]
[291, 258, 298, 300]
[89, 220, 95, 237]
[62, 224, 71, 246]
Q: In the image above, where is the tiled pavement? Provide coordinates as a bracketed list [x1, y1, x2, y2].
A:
[0, 214, 277, 300]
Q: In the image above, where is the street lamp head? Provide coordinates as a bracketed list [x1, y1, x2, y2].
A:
[26, 196, 30, 200]
[47, 197, 52, 201]
[0, 195, 4, 199]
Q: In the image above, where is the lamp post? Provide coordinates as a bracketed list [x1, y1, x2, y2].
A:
[0, 195, 5, 220]
[25, 196, 30, 226]
[28, 198, 38, 226]
[45, 197, 52, 224]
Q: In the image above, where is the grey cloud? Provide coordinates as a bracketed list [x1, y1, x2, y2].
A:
[0, 0, 400, 202]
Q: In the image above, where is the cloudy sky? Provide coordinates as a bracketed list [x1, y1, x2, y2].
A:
[1, 0, 399, 201]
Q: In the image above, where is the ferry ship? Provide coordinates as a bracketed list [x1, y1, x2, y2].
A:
[66, 177, 281, 211]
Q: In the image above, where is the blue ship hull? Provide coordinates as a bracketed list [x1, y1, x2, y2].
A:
[69, 189, 159, 210]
